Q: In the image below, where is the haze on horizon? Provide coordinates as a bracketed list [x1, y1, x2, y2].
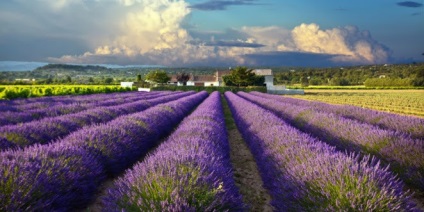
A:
[0, 0, 423, 67]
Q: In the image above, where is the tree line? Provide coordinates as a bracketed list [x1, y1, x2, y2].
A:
[273, 63, 424, 87]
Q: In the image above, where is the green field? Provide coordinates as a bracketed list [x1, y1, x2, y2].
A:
[290, 89, 424, 117]
[0, 85, 134, 99]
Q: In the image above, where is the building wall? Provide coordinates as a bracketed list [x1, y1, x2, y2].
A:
[183, 81, 219, 87]
[264, 75, 274, 87]
[120, 82, 134, 88]
[204, 81, 220, 87]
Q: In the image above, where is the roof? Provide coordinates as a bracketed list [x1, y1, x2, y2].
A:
[253, 69, 272, 76]
[193, 75, 216, 82]
[169, 75, 178, 82]
[216, 70, 231, 77]
[169, 74, 216, 83]
[168, 74, 195, 82]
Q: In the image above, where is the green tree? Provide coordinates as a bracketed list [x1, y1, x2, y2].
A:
[137, 74, 142, 82]
[300, 76, 309, 87]
[145, 70, 170, 84]
[65, 75, 72, 83]
[104, 77, 114, 84]
[224, 66, 257, 87]
[45, 77, 53, 84]
[413, 69, 424, 86]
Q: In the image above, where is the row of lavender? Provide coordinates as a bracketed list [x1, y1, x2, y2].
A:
[102, 92, 245, 211]
[225, 92, 415, 211]
[0, 91, 194, 151]
[0, 91, 174, 126]
[239, 92, 424, 191]
[250, 91, 424, 140]
[0, 91, 140, 111]
[0, 91, 208, 211]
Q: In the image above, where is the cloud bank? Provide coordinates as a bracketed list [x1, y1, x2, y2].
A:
[2, 0, 392, 67]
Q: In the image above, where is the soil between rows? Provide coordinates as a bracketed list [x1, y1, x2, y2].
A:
[222, 96, 273, 211]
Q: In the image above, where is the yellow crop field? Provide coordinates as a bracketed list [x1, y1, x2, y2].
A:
[290, 89, 424, 117]
[0, 85, 133, 99]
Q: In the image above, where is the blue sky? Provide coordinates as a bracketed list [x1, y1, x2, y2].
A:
[0, 0, 423, 67]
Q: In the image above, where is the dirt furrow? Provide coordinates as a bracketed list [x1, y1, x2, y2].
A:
[222, 96, 273, 212]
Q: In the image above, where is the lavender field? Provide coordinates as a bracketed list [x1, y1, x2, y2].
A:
[0, 91, 423, 211]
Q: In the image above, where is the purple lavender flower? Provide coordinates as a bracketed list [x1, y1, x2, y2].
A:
[240, 91, 424, 191]
[0, 91, 208, 211]
[0, 91, 175, 126]
[103, 92, 244, 211]
[0, 143, 104, 211]
[250, 91, 424, 140]
[0, 91, 196, 151]
[225, 91, 415, 211]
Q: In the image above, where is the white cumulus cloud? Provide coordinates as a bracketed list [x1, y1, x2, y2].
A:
[44, 0, 390, 66]
[237, 23, 391, 65]
[291, 23, 390, 64]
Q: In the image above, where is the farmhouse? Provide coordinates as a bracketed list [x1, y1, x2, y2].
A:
[169, 74, 219, 87]
[169, 69, 275, 87]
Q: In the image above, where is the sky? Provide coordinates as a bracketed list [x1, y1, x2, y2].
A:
[0, 0, 423, 67]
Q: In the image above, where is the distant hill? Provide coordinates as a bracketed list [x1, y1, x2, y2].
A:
[0, 61, 48, 71]
[34, 64, 110, 72]
[0, 61, 165, 72]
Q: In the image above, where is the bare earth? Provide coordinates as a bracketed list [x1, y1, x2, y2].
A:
[222, 96, 273, 211]
[227, 127, 274, 212]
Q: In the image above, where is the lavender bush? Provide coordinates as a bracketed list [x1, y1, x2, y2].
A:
[102, 92, 244, 211]
[250, 91, 424, 140]
[0, 91, 195, 151]
[240, 92, 424, 191]
[0, 91, 208, 211]
[63, 91, 208, 176]
[225, 91, 415, 211]
[0, 90, 143, 109]
[0, 91, 173, 126]
[0, 144, 104, 211]
[0, 137, 15, 150]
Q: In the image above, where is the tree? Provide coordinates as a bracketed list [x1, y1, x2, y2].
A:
[104, 77, 114, 84]
[222, 75, 236, 86]
[176, 72, 190, 86]
[224, 66, 257, 87]
[88, 77, 95, 83]
[300, 76, 309, 87]
[412, 69, 424, 86]
[136, 74, 142, 82]
[45, 77, 53, 84]
[65, 75, 72, 83]
[145, 70, 170, 84]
